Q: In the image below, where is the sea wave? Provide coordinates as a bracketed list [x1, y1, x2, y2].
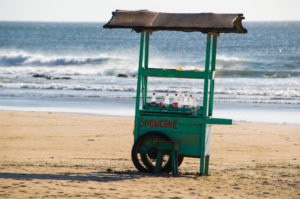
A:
[0, 81, 299, 99]
[215, 69, 300, 78]
[0, 50, 299, 78]
[0, 50, 124, 67]
[0, 82, 136, 92]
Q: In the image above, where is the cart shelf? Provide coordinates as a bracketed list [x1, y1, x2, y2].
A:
[142, 68, 215, 79]
[140, 103, 203, 117]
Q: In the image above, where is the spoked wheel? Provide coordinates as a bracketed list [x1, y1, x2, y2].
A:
[131, 131, 184, 173]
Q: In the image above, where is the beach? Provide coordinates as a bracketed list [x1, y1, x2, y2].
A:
[0, 110, 299, 198]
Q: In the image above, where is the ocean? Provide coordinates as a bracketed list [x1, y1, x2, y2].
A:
[0, 21, 299, 124]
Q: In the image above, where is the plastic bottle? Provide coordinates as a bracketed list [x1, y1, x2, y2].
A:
[189, 95, 194, 108]
[193, 96, 199, 108]
[159, 101, 164, 108]
[159, 94, 163, 107]
[183, 94, 188, 109]
[178, 94, 183, 108]
[173, 94, 178, 108]
[164, 94, 170, 108]
[151, 92, 156, 107]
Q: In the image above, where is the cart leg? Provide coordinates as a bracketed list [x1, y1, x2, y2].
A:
[171, 150, 178, 176]
[155, 151, 163, 174]
[200, 156, 205, 175]
[200, 127, 206, 175]
[204, 155, 210, 175]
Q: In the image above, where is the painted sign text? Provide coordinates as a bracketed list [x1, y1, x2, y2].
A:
[139, 118, 177, 129]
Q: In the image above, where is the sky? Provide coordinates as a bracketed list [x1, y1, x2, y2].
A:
[0, 0, 300, 22]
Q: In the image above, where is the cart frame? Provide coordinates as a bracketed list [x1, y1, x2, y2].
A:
[103, 10, 247, 175]
[133, 32, 232, 174]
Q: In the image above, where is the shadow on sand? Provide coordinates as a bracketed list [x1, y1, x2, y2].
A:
[0, 171, 151, 183]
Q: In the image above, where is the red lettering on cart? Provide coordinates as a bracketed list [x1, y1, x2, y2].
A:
[154, 120, 160, 128]
[139, 118, 143, 127]
[160, 120, 163, 128]
[166, 120, 172, 128]
[139, 118, 177, 129]
[173, 121, 177, 129]
[164, 120, 167, 128]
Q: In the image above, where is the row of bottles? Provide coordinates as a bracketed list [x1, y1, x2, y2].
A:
[150, 92, 198, 109]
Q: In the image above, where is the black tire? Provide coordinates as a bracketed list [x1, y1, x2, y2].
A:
[131, 131, 184, 173]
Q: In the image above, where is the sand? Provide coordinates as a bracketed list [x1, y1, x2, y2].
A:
[0, 110, 299, 198]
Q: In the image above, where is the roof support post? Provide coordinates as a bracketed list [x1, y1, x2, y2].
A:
[142, 32, 150, 108]
[202, 34, 211, 117]
[134, 32, 145, 141]
[208, 35, 217, 116]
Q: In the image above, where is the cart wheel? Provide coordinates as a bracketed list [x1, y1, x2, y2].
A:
[131, 131, 184, 173]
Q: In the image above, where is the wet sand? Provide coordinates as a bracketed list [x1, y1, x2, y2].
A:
[0, 110, 299, 198]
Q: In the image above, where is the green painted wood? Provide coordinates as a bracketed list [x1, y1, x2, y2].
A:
[171, 150, 179, 176]
[197, 117, 232, 125]
[142, 68, 213, 79]
[138, 115, 203, 157]
[140, 110, 232, 123]
[144, 32, 150, 67]
[155, 151, 163, 173]
[142, 102, 202, 115]
[202, 34, 211, 117]
[134, 32, 145, 141]
[142, 77, 146, 108]
[177, 117, 232, 125]
[209, 35, 217, 116]
[199, 125, 206, 174]
[204, 155, 210, 175]
[142, 32, 150, 108]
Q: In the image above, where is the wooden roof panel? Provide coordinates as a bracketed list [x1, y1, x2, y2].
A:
[103, 10, 247, 34]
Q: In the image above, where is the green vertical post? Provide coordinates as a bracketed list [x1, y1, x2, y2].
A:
[200, 125, 206, 175]
[204, 155, 210, 175]
[202, 34, 211, 117]
[144, 32, 149, 67]
[208, 35, 217, 116]
[134, 32, 145, 141]
[155, 151, 163, 174]
[142, 32, 150, 108]
[200, 34, 211, 175]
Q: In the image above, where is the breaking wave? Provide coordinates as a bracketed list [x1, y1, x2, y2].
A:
[0, 50, 299, 78]
[0, 77, 299, 105]
[0, 50, 125, 67]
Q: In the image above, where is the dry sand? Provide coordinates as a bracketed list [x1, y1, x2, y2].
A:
[0, 110, 299, 198]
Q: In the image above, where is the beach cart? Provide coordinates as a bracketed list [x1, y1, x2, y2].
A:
[104, 10, 247, 175]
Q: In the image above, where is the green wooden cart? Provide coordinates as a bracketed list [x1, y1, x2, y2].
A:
[104, 10, 247, 175]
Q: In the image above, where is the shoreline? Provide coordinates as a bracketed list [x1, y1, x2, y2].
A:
[0, 100, 300, 125]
